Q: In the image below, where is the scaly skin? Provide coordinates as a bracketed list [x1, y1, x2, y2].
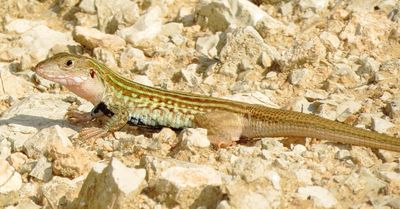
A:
[34, 53, 400, 151]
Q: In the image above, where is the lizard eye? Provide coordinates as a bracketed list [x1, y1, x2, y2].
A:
[90, 69, 96, 78]
[65, 59, 73, 67]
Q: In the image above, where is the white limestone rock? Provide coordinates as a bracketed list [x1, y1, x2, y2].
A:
[372, 116, 394, 134]
[94, 0, 139, 33]
[299, 0, 330, 11]
[297, 186, 337, 208]
[180, 64, 202, 87]
[79, 0, 96, 14]
[218, 26, 279, 77]
[196, 0, 279, 32]
[18, 25, 76, 62]
[29, 157, 52, 182]
[155, 165, 222, 208]
[195, 33, 221, 58]
[0, 64, 33, 99]
[116, 6, 162, 46]
[73, 26, 126, 51]
[0, 160, 22, 193]
[5, 19, 45, 34]
[23, 125, 73, 159]
[179, 128, 210, 148]
[73, 158, 146, 209]
[320, 31, 340, 49]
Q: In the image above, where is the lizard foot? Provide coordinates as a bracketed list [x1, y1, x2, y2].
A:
[66, 110, 93, 124]
[79, 127, 108, 140]
[208, 135, 237, 149]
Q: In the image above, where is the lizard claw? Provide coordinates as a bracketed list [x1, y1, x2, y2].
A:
[66, 110, 93, 124]
[79, 127, 109, 140]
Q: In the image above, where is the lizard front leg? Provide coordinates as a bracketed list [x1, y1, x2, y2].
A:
[79, 105, 128, 139]
[193, 111, 244, 148]
[66, 102, 106, 124]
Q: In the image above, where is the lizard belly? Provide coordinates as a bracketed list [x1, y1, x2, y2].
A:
[128, 108, 195, 129]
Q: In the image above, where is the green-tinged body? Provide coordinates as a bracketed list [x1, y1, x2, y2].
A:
[34, 53, 400, 151]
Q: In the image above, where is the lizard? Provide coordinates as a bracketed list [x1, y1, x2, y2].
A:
[33, 52, 400, 152]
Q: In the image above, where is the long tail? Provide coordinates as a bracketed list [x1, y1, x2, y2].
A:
[243, 104, 400, 152]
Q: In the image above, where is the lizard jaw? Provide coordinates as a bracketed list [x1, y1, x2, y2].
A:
[34, 62, 104, 104]
[34, 63, 88, 86]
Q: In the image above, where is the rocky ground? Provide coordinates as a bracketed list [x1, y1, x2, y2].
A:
[1, 0, 400, 208]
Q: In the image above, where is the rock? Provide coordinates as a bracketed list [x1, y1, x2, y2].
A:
[23, 125, 73, 159]
[7, 152, 28, 171]
[335, 149, 351, 160]
[93, 47, 118, 68]
[18, 25, 76, 62]
[304, 89, 328, 101]
[176, 7, 194, 26]
[372, 116, 394, 134]
[29, 157, 52, 182]
[41, 176, 84, 208]
[352, 168, 386, 193]
[95, 0, 139, 33]
[336, 100, 362, 122]
[180, 64, 201, 86]
[79, 0, 96, 14]
[0, 160, 22, 193]
[7, 199, 41, 209]
[259, 51, 272, 68]
[119, 46, 145, 69]
[74, 12, 98, 28]
[299, 0, 330, 11]
[385, 98, 400, 120]
[179, 128, 210, 149]
[291, 97, 316, 114]
[73, 158, 146, 209]
[377, 171, 400, 182]
[356, 56, 380, 77]
[161, 22, 183, 37]
[223, 92, 280, 108]
[155, 166, 223, 208]
[170, 33, 186, 46]
[239, 58, 253, 71]
[346, 0, 379, 13]
[0, 139, 11, 160]
[132, 75, 154, 87]
[0, 65, 33, 99]
[195, 33, 220, 58]
[295, 169, 313, 185]
[196, 0, 276, 32]
[350, 147, 377, 167]
[116, 6, 162, 46]
[297, 186, 337, 208]
[51, 147, 91, 179]
[279, 38, 326, 72]
[0, 47, 26, 62]
[5, 19, 45, 34]
[280, 2, 293, 16]
[0, 94, 73, 132]
[289, 68, 309, 85]
[152, 128, 178, 147]
[218, 27, 279, 77]
[232, 157, 274, 182]
[73, 26, 126, 51]
[292, 144, 307, 154]
[8, 133, 35, 153]
[225, 178, 281, 209]
[320, 31, 340, 49]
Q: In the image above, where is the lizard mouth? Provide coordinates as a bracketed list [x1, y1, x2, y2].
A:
[34, 63, 88, 86]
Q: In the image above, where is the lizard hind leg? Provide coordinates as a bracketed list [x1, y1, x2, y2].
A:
[193, 111, 244, 148]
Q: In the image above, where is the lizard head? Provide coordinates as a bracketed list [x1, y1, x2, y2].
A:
[34, 52, 105, 104]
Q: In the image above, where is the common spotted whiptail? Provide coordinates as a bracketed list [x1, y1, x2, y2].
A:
[33, 53, 400, 151]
